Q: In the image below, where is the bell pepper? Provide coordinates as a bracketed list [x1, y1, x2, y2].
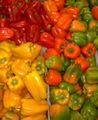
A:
[64, 64, 82, 84]
[65, 0, 75, 6]
[70, 20, 87, 32]
[3, 90, 21, 109]
[72, 31, 87, 46]
[23, 70, 47, 101]
[86, 30, 97, 43]
[75, 57, 89, 72]
[39, 32, 55, 48]
[73, 1, 85, 10]
[89, 19, 98, 30]
[64, 43, 80, 59]
[85, 67, 98, 84]
[7, 75, 24, 94]
[94, 36, 98, 50]
[70, 111, 84, 120]
[50, 103, 71, 120]
[51, 25, 67, 38]
[86, 55, 96, 67]
[0, 48, 11, 68]
[54, 38, 66, 53]
[45, 69, 62, 86]
[83, 84, 98, 97]
[2, 111, 19, 120]
[31, 56, 45, 76]
[81, 43, 96, 57]
[11, 59, 31, 78]
[43, 48, 60, 60]
[21, 98, 48, 116]
[68, 93, 85, 110]
[12, 42, 42, 59]
[80, 7, 93, 23]
[45, 56, 64, 71]
[81, 100, 98, 120]
[56, 13, 73, 31]
[91, 6, 98, 20]
[50, 88, 69, 105]
[53, 0, 65, 10]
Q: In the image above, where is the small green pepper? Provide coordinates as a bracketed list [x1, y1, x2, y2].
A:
[86, 30, 97, 42]
[68, 93, 85, 110]
[45, 56, 63, 71]
[70, 111, 84, 120]
[85, 67, 98, 84]
[64, 64, 82, 84]
[81, 100, 98, 120]
[50, 88, 69, 105]
[72, 32, 87, 46]
[86, 55, 96, 67]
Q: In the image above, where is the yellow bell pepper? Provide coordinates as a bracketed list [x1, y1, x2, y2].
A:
[11, 59, 31, 78]
[7, 75, 25, 94]
[3, 90, 21, 110]
[23, 70, 47, 101]
[21, 98, 49, 116]
[12, 42, 42, 59]
[21, 114, 47, 120]
[31, 56, 45, 76]
[0, 48, 11, 68]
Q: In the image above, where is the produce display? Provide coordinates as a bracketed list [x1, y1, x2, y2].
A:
[0, 0, 98, 120]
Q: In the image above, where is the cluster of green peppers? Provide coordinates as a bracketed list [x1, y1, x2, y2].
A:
[48, 1, 98, 120]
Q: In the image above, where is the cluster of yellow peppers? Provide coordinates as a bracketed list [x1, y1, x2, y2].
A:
[0, 40, 48, 120]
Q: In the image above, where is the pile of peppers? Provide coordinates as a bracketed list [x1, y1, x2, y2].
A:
[1, 0, 98, 120]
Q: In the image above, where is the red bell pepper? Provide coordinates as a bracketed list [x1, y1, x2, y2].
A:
[81, 43, 96, 57]
[38, 32, 55, 48]
[53, 0, 65, 10]
[64, 43, 80, 59]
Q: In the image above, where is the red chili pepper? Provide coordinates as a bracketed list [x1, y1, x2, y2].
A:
[81, 43, 96, 57]
[54, 38, 66, 53]
[64, 43, 80, 59]
[75, 57, 89, 72]
[43, 48, 60, 60]
[0, 27, 14, 41]
[56, 13, 73, 31]
[45, 69, 62, 86]
[38, 32, 55, 48]
[51, 25, 67, 38]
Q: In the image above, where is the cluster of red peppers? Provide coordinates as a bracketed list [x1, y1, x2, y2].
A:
[1, 0, 98, 120]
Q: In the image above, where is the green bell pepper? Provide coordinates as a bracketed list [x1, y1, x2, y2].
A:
[85, 67, 98, 84]
[50, 88, 69, 105]
[81, 100, 98, 120]
[74, 1, 85, 9]
[72, 32, 87, 46]
[45, 56, 63, 71]
[86, 55, 96, 67]
[86, 30, 97, 43]
[94, 36, 98, 50]
[64, 64, 82, 84]
[65, 0, 75, 6]
[90, 90, 98, 107]
[70, 111, 84, 120]
[79, 7, 93, 23]
[83, 84, 98, 97]
[68, 93, 85, 110]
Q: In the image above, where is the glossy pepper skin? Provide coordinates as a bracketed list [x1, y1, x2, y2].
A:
[50, 88, 69, 105]
[64, 43, 80, 59]
[85, 67, 98, 84]
[81, 100, 98, 120]
[64, 64, 82, 84]
[72, 31, 87, 46]
[45, 56, 63, 71]
[68, 93, 85, 110]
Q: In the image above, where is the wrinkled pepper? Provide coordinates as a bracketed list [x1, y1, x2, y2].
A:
[72, 31, 87, 46]
[31, 56, 45, 76]
[64, 64, 82, 84]
[23, 70, 47, 101]
[85, 67, 98, 84]
[81, 100, 98, 120]
[45, 56, 63, 71]
[50, 88, 69, 105]
[68, 93, 85, 110]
